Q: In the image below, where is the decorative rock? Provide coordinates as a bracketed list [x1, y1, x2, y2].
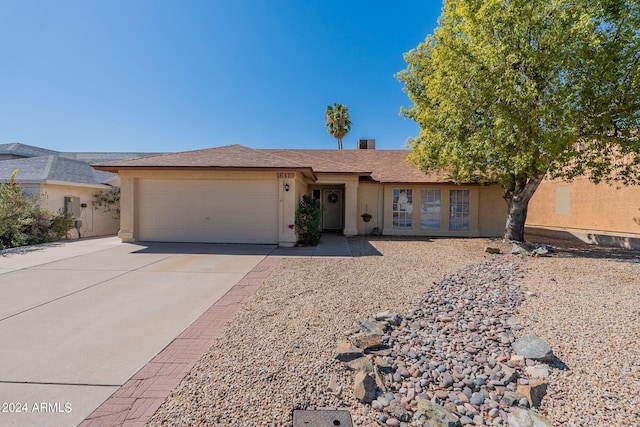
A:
[512, 335, 554, 362]
[524, 364, 550, 380]
[396, 365, 411, 378]
[531, 247, 551, 257]
[361, 319, 388, 335]
[510, 354, 525, 366]
[374, 366, 387, 392]
[385, 403, 412, 422]
[385, 418, 400, 427]
[516, 380, 548, 408]
[354, 371, 377, 403]
[512, 244, 529, 256]
[507, 407, 554, 427]
[375, 311, 403, 326]
[377, 396, 390, 407]
[485, 247, 501, 254]
[460, 415, 473, 425]
[327, 373, 340, 394]
[350, 332, 383, 350]
[336, 342, 363, 362]
[499, 363, 519, 383]
[414, 400, 461, 427]
[345, 356, 373, 373]
[469, 392, 485, 405]
[502, 391, 525, 406]
[440, 372, 454, 388]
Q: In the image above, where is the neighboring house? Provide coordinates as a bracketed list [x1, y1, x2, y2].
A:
[526, 177, 640, 249]
[93, 143, 508, 246]
[0, 143, 157, 239]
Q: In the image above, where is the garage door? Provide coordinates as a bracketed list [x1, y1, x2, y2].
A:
[136, 179, 279, 244]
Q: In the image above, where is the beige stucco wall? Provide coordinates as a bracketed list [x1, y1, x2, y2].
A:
[118, 169, 300, 246]
[116, 168, 508, 245]
[38, 183, 119, 239]
[527, 177, 640, 236]
[356, 182, 384, 235]
[478, 185, 508, 237]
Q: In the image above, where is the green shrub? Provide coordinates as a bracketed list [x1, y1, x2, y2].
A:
[0, 172, 73, 249]
[295, 194, 321, 246]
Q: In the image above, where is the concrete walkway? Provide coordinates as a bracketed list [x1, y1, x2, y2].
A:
[271, 233, 353, 257]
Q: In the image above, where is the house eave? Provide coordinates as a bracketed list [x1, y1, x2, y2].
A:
[1, 179, 113, 189]
[91, 165, 318, 181]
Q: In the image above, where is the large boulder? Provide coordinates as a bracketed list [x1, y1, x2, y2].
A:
[512, 335, 554, 362]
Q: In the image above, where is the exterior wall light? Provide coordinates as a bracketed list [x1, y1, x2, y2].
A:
[284, 183, 290, 192]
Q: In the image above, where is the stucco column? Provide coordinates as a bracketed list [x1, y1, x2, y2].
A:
[278, 177, 297, 247]
[344, 181, 359, 236]
[118, 175, 135, 241]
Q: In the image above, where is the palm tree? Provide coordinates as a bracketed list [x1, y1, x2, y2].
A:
[325, 103, 351, 150]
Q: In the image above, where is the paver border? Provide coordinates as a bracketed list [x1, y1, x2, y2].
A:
[79, 256, 281, 427]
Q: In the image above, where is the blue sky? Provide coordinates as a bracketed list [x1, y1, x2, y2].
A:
[0, 1, 441, 152]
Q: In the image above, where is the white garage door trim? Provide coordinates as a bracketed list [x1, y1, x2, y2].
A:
[136, 179, 279, 244]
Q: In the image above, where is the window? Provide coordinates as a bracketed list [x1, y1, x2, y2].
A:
[392, 188, 413, 228]
[449, 189, 470, 230]
[420, 189, 441, 229]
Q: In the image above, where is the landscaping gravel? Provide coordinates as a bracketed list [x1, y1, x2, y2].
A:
[147, 236, 640, 427]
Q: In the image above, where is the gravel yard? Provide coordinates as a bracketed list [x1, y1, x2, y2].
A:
[148, 236, 640, 427]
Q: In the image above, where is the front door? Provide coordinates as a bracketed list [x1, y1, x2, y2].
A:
[322, 189, 343, 230]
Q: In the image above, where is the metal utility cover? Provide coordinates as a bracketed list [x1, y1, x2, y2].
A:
[292, 409, 353, 427]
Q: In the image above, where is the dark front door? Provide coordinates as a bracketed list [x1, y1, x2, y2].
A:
[322, 189, 343, 230]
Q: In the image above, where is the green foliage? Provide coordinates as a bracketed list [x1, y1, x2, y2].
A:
[325, 103, 352, 150]
[295, 195, 321, 246]
[0, 175, 72, 250]
[398, 0, 640, 240]
[93, 187, 120, 219]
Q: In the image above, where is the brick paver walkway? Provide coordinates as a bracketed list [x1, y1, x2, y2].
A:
[80, 256, 281, 427]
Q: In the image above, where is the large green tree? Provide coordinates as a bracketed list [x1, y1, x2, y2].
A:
[325, 103, 352, 150]
[398, 0, 640, 241]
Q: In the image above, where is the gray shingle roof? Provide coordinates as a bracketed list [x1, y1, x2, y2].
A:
[0, 156, 110, 185]
[0, 142, 159, 186]
[0, 142, 59, 158]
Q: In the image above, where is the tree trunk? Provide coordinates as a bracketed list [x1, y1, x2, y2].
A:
[503, 176, 543, 241]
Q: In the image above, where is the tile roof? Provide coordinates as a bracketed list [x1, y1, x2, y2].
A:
[94, 144, 453, 183]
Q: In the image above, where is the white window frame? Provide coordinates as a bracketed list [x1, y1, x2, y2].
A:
[420, 189, 441, 230]
[449, 189, 470, 230]
[392, 188, 413, 229]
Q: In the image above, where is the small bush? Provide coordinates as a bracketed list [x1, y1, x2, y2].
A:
[0, 173, 73, 249]
[295, 194, 321, 246]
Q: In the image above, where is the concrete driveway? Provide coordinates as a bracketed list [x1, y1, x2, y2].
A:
[0, 237, 275, 427]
